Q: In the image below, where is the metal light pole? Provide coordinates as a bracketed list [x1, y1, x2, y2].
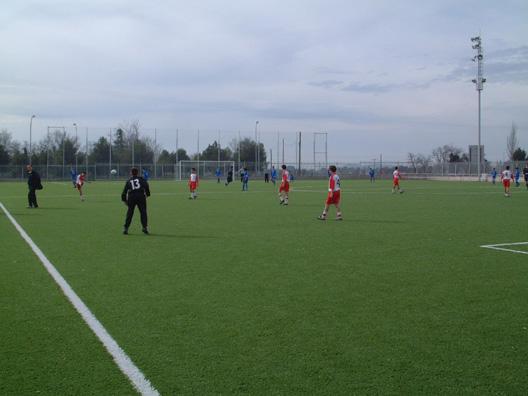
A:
[175, 128, 179, 163]
[197, 129, 200, 176]
[298, 131, 302, 176]
[282, 138, 285, 165]
[471, 36, 486, 181]
[313, 132, 328, 172]
[46, 127, 50, 179]
[217, 130, 221, 164]
[62, 129, 66, 180]
[85, 128, 88, 174]
[238, 131, 241, 170]
[73, 123, 78, 171]
[277, 131, 280, 167]
[109, 128, 112, 176]
[29, 115, 36, 164]
[254, 121, 259, 173]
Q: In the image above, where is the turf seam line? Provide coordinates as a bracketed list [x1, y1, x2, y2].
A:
[0, 202, 160, 396]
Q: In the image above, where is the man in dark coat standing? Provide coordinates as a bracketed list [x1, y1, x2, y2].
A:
[121, 167, 151, 235]
[27, 164, 42, 208]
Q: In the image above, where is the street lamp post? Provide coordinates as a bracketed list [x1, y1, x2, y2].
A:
[73, 123, 78, 171]
[254, 121, 259, 174]
[471, 36, 486, 181]
[29, 115, 36, 164]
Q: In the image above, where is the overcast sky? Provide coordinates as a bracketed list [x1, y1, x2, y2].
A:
[1, 0, 527, 162]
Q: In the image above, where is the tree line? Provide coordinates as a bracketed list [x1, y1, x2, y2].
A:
[407, 123, 526, 172]
[0, 121, 267, 168]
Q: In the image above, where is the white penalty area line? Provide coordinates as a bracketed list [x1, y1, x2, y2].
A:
[0, 202, 160, 396]
[480, 242, 528, 256]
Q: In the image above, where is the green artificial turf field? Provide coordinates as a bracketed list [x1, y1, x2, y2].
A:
[1, 178, 527, 394]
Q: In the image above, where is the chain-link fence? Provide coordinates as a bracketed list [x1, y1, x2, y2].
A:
[1, 160, 525, 181]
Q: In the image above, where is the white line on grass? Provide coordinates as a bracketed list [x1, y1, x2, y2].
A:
[0, 202, 160, 396]
[480, 242, 528, 255]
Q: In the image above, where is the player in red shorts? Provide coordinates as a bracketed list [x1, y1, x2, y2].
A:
[501, 165, 513, 197]
[392, 166, 403, 194]
[76, 171, 86, 201]
[318, 165, 342, 220]
[278, 164, 290, 205]
[188, 168, 199, 199]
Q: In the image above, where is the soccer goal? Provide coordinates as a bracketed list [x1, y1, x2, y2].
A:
[178, 160, 236, 180]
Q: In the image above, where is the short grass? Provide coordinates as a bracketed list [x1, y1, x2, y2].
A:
[1, 178, 527, 394]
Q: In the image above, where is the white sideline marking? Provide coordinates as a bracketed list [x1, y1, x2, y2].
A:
[480, 242, 528, 256]
[0, 202, 160, 396]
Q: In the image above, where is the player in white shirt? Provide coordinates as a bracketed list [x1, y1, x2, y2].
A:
[392, 166, 403, 194]
[76, 172, 86, 201]
[188, 168, 199, 200]
[501, 165, 513, 197]
[318, 165, 343, 220]
[279, 165, 290, 205]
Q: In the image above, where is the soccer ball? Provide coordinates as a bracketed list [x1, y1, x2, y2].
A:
[110, 169, 117, 175]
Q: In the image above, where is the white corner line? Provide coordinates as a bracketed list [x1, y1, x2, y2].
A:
[0, 202, 160, 396]
[481, 242, 528, 247]
[480, 242, 528, 256]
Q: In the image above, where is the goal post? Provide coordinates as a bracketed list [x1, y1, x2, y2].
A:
[177, 160, 235, 180]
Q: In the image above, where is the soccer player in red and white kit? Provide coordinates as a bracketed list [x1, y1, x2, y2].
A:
[188, 168, 199, 200]
[318, 165, 342, 221]
[501, 165, 514, 197]
[278, 164, 290, 205]
[392, 166, 403, 194]
[76, 171, 86, 201]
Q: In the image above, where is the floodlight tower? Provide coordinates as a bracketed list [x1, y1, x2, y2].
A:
[471, 36, 486, 181]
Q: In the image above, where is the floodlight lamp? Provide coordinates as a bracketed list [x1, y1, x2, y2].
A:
[478, 54, 483, 60]
[471, 36, 480, 42]
[472, 44, 480, 49]
[482, 78, 486, 83]
[472, 79, 477, 83]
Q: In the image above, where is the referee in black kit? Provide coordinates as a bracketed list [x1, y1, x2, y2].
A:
[122, 167, 151, 235]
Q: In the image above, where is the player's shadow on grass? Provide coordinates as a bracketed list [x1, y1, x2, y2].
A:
[32, 207, 76, 210]
[351, 218, 406, 224]
[135, 233, 219, 239]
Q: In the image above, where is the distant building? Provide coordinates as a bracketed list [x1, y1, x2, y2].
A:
[469, 145, 485, 164]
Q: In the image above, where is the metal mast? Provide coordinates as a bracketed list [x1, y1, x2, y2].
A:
[471, 35, 486, 181]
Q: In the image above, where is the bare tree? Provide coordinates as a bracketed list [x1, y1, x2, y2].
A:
[506, 123, 518, 161]
[416, 154, 432, 173]
[432, 144, 462, 164]
[407, 152, 418, 173]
